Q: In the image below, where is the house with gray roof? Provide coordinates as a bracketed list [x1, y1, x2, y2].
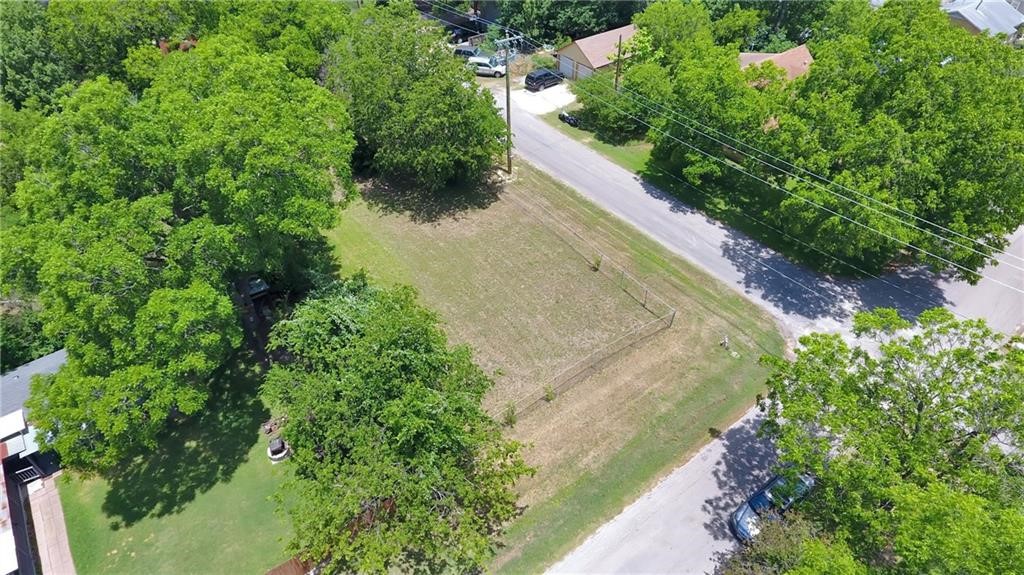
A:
[943, 0, 1024, 43]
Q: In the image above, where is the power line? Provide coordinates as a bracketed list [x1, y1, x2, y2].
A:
[428, 1, 1023, 269]
[428, 1, 1024, 293]
[606, 79, 1024, 269]
[558, 77, 1024, 295]
[524, 86, 971, 319]
[590, 74, 1024, 275]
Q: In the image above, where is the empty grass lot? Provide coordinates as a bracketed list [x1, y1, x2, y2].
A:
[58, 357, 292, 575]
[327, 178, 653, 413]
[328, 161, 785, 574]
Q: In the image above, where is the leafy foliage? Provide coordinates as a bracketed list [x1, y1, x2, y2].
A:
[327, 2, 504, 190]
[0, 305, 61, 372]
[0, 102, 43, 199]
[8, 36, 354, 473]
[0, 0, 71, 109]
[210, 0, 350, 79]
[497, 0, 645, 45]
[573, 62, 672, 144]
[758, 308, 1024, 571]
[716, 513, 865, 575]
[44, 0, 212, 82]
[264, 278, 532, 573]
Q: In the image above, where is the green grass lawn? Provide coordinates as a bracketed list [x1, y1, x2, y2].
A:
[541, 109, 653, 173]
[328, 162, 785, 574]
[327, 177, 653, 412]
[59, 357, 292, 575]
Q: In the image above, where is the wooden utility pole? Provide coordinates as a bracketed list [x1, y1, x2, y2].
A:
[614, 34, 623, 91]
[504, 30, 513, 174]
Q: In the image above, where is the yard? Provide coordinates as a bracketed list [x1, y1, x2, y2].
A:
[328, 161, 785, 573]
[58, 357, 292, 575]
[57, 159, 784, 575]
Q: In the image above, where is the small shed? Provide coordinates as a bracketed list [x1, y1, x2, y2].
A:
[556, 24, 637, 80]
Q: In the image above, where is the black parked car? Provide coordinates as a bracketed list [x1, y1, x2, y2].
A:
[729, 473, 815, 542]
[526, 68, 563, 91]
[558, 111, 580, 128]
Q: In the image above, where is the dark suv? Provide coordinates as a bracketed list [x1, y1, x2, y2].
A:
[526, 69, 563, 91]
[729, 473, 815, 542]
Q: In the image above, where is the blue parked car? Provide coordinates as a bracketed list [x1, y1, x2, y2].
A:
[729, 473, 815, 542]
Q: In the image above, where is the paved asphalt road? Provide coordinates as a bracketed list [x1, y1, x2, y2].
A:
[494, 87, 1024, 574]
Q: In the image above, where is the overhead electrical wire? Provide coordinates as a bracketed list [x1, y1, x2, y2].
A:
[429, 0, 1023, 267]
[428, 1, 1024, 294]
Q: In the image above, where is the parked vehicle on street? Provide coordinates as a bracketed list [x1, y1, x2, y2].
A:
[526, 68, 563, 91]
[729, 473, 815, 542]
[467, 55, 506, 77]
[453, 44, 481, 59]
[558, 111, 580, 128]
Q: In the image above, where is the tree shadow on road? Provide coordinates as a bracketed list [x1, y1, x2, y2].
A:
[360, 173, 504, 224]
[701, 415, 777, 542]
[853, 266, 951, 320]
[720, 231, 855, 321]
[101, 356, 268, 528]
[721, 231, 952, 323]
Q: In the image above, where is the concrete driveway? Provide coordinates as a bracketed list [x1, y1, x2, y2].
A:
[508, 83, 576, 115]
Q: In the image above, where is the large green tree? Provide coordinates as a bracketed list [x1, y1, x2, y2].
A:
[0, 0, 71, 108]
[611, 0, 1024, 280]
[497, 0, 645, 45]
[758, 307, 1024, 571]
[328, 2, 504, 190]
[263, 278, 531, 573]
[753, 0, 1024, 279]
[9, 36, 355, 473]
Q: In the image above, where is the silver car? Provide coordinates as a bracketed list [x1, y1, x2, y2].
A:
[467, 55, 506, 78]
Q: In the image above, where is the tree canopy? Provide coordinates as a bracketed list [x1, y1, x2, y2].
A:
[754, 307, 1024, 572]
[263, 277, 531, 573]
[574, 0, 1024, 281]
[327, 2, 505, 190]
[9, 35, 354, 473]
[497, 0, 646, 45]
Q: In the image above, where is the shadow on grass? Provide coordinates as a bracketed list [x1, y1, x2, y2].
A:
[360, 173, 503, 224]
[101, 357, 268, 528]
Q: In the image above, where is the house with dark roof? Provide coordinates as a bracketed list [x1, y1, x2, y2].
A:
[556, 24, 637, 80]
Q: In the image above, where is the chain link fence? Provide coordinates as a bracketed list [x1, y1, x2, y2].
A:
[503, 187, 677, 418]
